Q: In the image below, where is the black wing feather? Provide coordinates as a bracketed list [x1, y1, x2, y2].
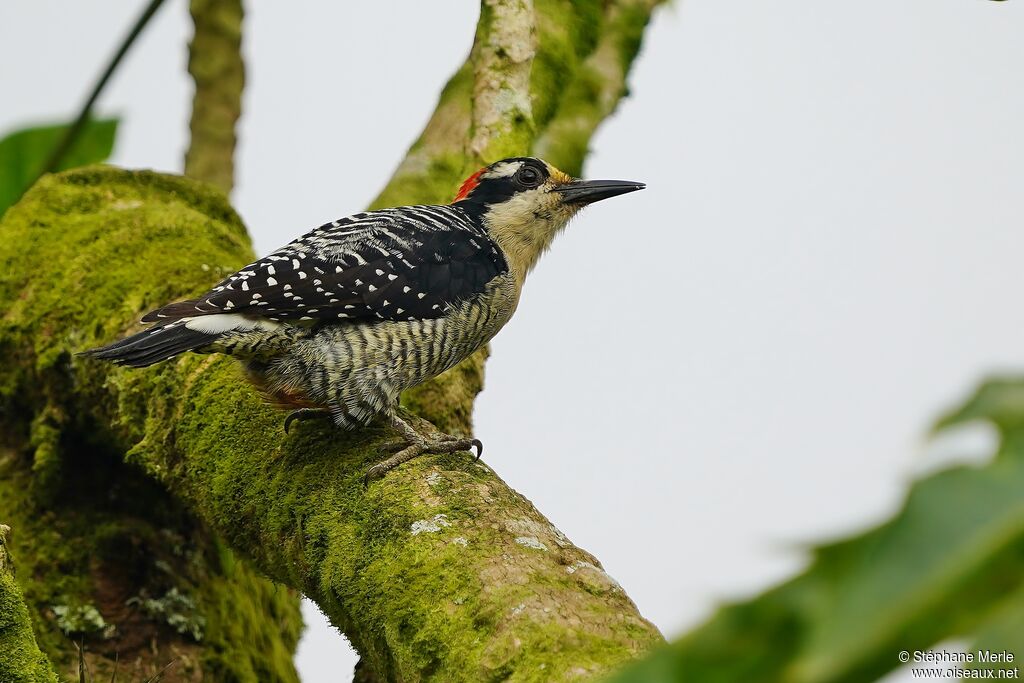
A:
[82, 323, 214, 367]
[143, 206, 507, 325]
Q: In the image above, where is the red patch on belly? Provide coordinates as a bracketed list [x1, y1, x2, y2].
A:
[244, 372, 321, 409]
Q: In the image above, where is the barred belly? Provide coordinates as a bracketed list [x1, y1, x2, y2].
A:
[255, 276, 518, 427]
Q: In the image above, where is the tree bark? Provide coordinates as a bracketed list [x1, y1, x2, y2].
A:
[0, 525, 58, 683]
[184, 0, 244, 194]
[0, 2, 305, 680]
[0, 445, 303, 682]
[0, 0, 665, 679]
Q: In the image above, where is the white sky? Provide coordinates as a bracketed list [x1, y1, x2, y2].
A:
[3, 2, 1022, 681]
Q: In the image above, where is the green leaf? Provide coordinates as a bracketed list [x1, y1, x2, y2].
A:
[966, 582, 1024, 674]
[609, 378, 1024, 683]
[0, 117, 118, 216]
[934, 376, 1024, 435]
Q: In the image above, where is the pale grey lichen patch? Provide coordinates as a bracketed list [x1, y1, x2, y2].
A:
[470, 0, 537, 157]
[411, 514, 452, 535]
[515, 536, 548, 551]
[52, 603, 116, 639]
[426, 471, 443, 487]
[511, 602, 526, 617]
[506, 517, 550, 539]
[452, 536, 469, 547]
[566, 560, 623, 592]
[475, 482, 495, 505]
[549, 523, 571, 548]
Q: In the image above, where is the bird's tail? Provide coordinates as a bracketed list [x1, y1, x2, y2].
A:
[81, 322, 218, 368]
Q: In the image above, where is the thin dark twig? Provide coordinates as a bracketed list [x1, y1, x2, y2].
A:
[37, 0, 168, 179]
[76, 638, 87, 683]
[142, 659, 177, 683]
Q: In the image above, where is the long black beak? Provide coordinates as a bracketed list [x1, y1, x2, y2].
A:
[556, 179, 646, 204]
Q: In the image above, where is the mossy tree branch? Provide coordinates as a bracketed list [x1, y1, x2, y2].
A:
[0, 0, 664, 679]
[5, 168, 652, 681]
[184, 0, 244, 194]
[380, 0, 664, 436]
[1, 1, 305, 679]
[0, 201, 303, 681]
[0, 524, 58, 683]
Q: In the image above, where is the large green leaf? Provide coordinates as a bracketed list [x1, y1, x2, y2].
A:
[0, 117, 118, 216]
[967, 581, 1024, 675]
[610, 378, 1024, 683]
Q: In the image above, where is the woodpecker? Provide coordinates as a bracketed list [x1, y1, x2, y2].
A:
[84, 157, 644, 479]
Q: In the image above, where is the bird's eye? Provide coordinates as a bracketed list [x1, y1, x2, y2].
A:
[515, 166, 542, 188]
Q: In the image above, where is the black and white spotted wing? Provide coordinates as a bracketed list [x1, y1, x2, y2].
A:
[143, 206, 508, 324]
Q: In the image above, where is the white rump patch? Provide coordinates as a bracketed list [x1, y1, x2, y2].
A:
[183, 314, 280, 335]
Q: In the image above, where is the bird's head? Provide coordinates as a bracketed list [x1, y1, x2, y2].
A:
[452, 157, 644, 282]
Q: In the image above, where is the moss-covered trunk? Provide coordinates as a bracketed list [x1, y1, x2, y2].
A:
[0, 2, 306, 678]
[0, 170, 303, 680]
[0, 525, 58, 683]
[0, 1, 666, 679]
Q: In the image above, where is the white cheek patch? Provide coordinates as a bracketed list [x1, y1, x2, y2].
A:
[183, 314, 281, 334]
[483, 160, 524, 179]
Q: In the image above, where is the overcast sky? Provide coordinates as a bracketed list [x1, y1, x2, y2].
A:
[3, 1, 1023, 681]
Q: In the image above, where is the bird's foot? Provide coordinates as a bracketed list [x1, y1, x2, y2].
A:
[377, 432, 478, 454]
[365, 416, 482, 484]
[284, 408, 332, 434]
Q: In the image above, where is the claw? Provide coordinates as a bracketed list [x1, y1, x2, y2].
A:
[363, 414, 486, 482]
[284, 408, 330, 434]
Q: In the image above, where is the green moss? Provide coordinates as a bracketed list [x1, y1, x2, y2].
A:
[530, 0, 601, 129]
[535, 63, 608, 175]
[28, 409, 62, 490]
[0, 527, 59, 683]
[197, 544, 302, 682]
[369, 65, 475, 210]
[0, 168, 302, 680]
[612, 3, 656, 71]
[0, 574, 60, 683]
[185, 0, 245, 193]
[533, 1, 663, 176]
[371, 152, 471, 210]
[0, 0, 668, 674]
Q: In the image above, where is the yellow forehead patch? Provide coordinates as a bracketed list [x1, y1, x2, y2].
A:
[544, 164, 573, 185]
